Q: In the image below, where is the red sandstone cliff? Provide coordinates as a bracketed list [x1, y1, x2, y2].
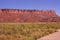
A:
[0, 9, 60, 22]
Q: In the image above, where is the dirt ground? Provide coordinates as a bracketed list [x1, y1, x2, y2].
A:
[37, 31, 60, 40]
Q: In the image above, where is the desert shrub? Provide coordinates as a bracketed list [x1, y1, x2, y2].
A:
[0, 22, 60, 40]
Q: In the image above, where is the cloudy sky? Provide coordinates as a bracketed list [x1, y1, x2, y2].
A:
[0, 0, 60, 16]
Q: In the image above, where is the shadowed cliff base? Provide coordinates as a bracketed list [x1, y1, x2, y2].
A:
[0, 9, 60, 22]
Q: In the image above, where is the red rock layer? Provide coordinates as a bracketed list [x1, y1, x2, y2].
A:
[0, 9, 60, 22]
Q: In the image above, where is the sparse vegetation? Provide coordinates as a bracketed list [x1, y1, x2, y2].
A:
[0, 22, 60, 40]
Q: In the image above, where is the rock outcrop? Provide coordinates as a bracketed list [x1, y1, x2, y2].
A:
[0, 9, 60, 22]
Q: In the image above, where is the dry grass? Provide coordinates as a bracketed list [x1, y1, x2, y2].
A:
[0, 22, 60, 40]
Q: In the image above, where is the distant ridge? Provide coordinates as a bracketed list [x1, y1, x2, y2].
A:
[0, 9, 60, 22]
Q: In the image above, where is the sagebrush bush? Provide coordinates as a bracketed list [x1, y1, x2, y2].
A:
[0, 22, 60, 40]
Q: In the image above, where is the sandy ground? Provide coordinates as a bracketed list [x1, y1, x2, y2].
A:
[37, 31, 60, 40]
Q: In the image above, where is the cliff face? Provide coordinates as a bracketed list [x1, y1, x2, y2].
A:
[0, 9, 60, 22]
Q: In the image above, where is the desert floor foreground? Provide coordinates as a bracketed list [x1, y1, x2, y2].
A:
[0, 23, 60, 40]
[37, 31, 60, 40]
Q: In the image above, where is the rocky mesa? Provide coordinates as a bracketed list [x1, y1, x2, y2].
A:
[0, 9, 60, 22]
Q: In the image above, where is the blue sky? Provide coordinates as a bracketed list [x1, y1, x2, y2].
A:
[0, 0, 60, 16]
